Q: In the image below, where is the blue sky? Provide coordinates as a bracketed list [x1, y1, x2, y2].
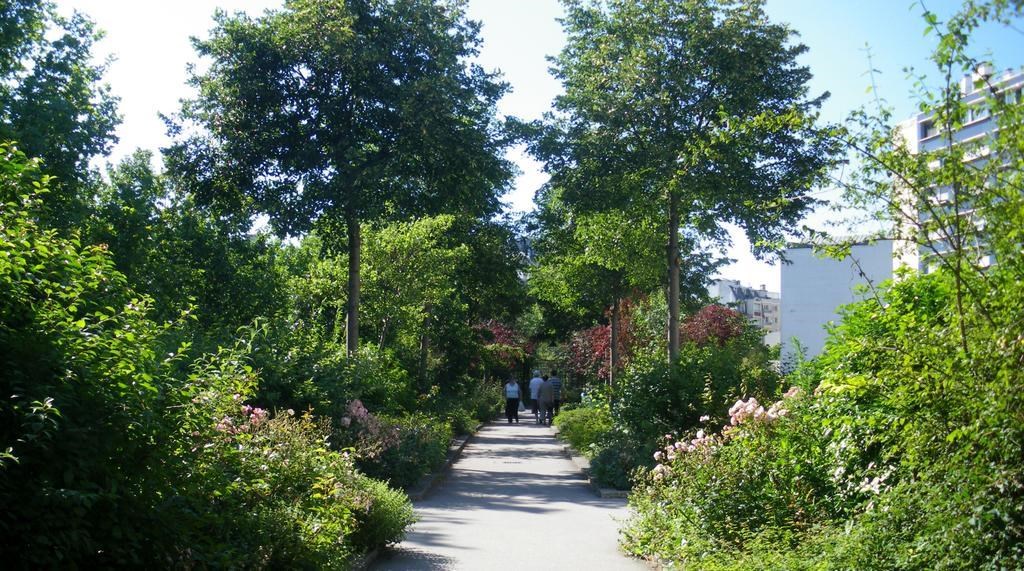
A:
[57, 0, 1023, 289]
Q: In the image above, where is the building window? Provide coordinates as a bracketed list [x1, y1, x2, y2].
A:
[999, 88, 1021, 106]
[968, 103, 990, 122]
[921, 120, 938, 139]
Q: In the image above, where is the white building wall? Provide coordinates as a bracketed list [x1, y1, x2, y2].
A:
[780, 240, 894, 362]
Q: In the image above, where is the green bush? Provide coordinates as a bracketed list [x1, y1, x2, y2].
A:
[586, 328, 780, 490]
[458, 375, 503, 422]
[350, 478, 417, 552]
[374, 413, 453, 489]
[553, 403, 612, 457]
[338, 407, 453, 490]
[622, 269, 1024, 568]
[590, 430, 647, 490]
[443, 407, 478, 436]
[0, 150, 414, 567]
[180, 410, 388, 568]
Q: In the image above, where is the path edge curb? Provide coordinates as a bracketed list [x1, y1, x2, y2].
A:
[406, 421, 486, 501]
[549, 426, 631, 499]
[355, 421, 486, 570]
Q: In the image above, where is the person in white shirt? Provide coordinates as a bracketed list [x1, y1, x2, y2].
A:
[528, 371, 544, 423]
[504, 377, 521, 424]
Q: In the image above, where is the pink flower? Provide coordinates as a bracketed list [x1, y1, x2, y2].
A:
[652, 464, 669, 479]
[250, 407, 268, 426]
[215, 416, 235, 433]
[347, 399, 369, 420]
[654, 451, 664, 461]
[699, 415, 710, 422]
[728, 400, 744, 416]
[784, 386, 802, 398]
[340, 416, 352, 428]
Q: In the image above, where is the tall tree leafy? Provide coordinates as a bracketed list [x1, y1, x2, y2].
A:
[538, 0, 836, 360]
[531, 184, 661, 385]
[90, 151, 287, 333]
[0, 0, 120, 228]
[361, 215, 470, 378]
[166, 0, 514, 356]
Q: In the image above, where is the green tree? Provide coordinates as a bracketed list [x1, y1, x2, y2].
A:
[0, 0, 119, 228]
[530, 184, 662, 385]
[538, 0, 836, 361]
[90, 151, 288, 334]
[166, 0, 514, 357]
[361, 215, 471, 378]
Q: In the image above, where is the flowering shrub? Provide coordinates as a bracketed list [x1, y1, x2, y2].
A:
[590, 328, 781, 489]
[680, 304, 748, 347]
[0, 164, 414, 567]
[624, 388, 844, 559]
[624, 265, 1024, 568]
[335, 401, 453, 489]
[182, 408, 413, 567]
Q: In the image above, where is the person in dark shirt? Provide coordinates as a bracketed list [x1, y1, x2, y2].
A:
[548, 370, 563, 418]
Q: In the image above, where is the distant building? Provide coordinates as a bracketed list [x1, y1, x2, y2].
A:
[707, 279, 780, 346]
[780, 240, 893, 362]
[894, 65, 1023, 273]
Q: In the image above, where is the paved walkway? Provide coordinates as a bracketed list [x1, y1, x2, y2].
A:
[371, 419, 648, 570]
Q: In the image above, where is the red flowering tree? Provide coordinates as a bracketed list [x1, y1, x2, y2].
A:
[566, 299, 637, 384]
[680, 304, 748, 347]
[475, 320, 535, 376]
[566, 323, 610, 382]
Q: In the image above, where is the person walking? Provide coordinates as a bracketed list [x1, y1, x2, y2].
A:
[538, 375, 555, 426]
[504, 377, 521, 424]
[528, 370, 544, 423]
[549, 370, 563, 418]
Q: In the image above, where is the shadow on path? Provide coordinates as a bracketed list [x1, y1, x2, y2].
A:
[371, 421, 648, 570]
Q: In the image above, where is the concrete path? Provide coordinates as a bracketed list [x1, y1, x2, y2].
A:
[371, 419, 648, 571]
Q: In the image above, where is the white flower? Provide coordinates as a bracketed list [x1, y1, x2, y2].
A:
[728, 400, 744, 416]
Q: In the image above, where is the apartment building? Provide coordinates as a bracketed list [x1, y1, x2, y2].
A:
[707, 279, 781, 345]
[894, 65, 1023, 272]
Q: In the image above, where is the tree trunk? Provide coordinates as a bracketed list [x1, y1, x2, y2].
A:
[609, 297, 620, 390]
[346, 214, 361, 358]
[667, 194, 680, 362]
